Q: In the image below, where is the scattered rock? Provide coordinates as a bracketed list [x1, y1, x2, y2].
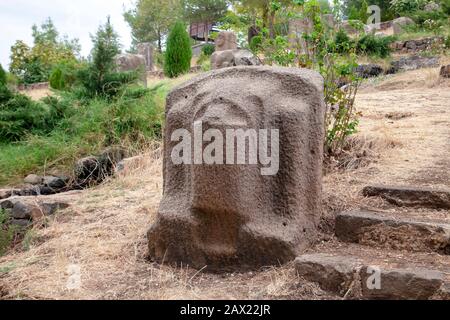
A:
[356, 64, 384, 78]
[41, 176, 69, 191]
[440, 65, 450, 78]
[10, 219, 33, 228]
[360, 266, 443, 300]
[24, 174, 42, 185]
[74, 147, 126, 188]
[363, 185, 450, 209]
[392, 17, 415, 35]
[211, 49, 261, 70]
[387, 55, 440, 74]
[424, 2, 441, 12]
[114, 53, 147, 87]
[294, 253, 445, 299]
[335, 211, 450, 254]
[295, 254, 359, 295]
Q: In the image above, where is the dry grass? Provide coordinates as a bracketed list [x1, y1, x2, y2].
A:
[19, 88, 52, 101]
[1, 66, 449, 300]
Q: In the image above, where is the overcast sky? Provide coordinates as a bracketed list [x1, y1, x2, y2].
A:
[0, 0, 135, 68]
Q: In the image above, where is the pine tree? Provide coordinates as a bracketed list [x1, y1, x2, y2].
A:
[164, 21, 192, 78]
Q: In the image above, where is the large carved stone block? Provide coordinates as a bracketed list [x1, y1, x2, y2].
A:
[148, 66, 325, 270]
[215, 31, 237, 51]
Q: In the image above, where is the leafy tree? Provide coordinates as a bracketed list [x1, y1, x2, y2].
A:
[32, 17, 59, 45]
[342, 0, 394, 21]
[9, 18, 80, 84]
[164, 21, 192, 78]
[183, 0, 229, 42]
[124, 0, 182, 52]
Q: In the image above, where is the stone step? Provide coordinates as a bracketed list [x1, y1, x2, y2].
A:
[335, 210, 450, 254]
[294, 248, 450, 299]
[363, 185, 450, 209]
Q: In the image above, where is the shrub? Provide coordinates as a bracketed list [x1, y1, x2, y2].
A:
[49, 67, 64, 90]
[76, 17, 138, 99]
[0, 64, 6, 86]
[164, 21, 192, 78]
[408, 9, 447, 26]
[49, 60, 79, 90]
[0, 90, 47, 142]
[201, 43, 215, 56]
[357, 34, 395, 58]
[249, 35, 263, 53]
[334, 29, 355, 54]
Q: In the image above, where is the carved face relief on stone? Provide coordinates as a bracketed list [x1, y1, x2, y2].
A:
[215, 31, 237, 51]
[148, 66, 325, 270]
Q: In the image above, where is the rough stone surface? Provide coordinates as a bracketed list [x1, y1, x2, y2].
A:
[24, 174, 42, 185]
[335, 211, 450, 254]
[74, 148, 126, 188]
[114, 53, 147, 87]
[215, 31, 237, 52]
[340, 20, 363, 35]
[295, 254, 359, 295]
[136, 42, 154, 71]
[391, 37, 444, 53]
[440, 65, 450, 78]
[424, 2, 441, 11]
[356, 64, 384, 78]
[210, 49, 261, 70]
[393, 17, 415, 35]
[294, 253, 445, 300]
[360, 266, 443, 300]
[387, 55, 440, 74]
[363, 185, 450, 209]
[148, 66, 325, 270]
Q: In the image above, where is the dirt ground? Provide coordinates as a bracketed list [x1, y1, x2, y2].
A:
[1, 67, 449, 300]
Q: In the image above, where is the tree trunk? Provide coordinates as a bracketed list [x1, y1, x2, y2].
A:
[157, 28, 162, 53]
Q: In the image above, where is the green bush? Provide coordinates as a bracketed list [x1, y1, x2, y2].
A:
[0, 64, 6, 86]
[357, 34, 395, 58]
[0, 209, 15, 256]
[49, 67, 64, 90]
[164, 21, 192, 78]
[49, 60, 80, 91]
[250, 35, 263, 53]
[0, 89, 48, 142]
[334, 29, 355, 53]
[201, 43, 215, 56]
[409, 9, 447, 26]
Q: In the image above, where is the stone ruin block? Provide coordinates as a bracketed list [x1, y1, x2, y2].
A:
[137, 42, 154, 71]
[148, 66, 325, 270]
[215, 31, 237, 52]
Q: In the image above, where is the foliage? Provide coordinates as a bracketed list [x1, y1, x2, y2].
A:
[76, 17, 139, 99]
[0, 209, 18, 257]
[124, 0, 182, 52]
[164, 21, 192, 78]
[342, 0, 395, 21]
[322, 55, 361, 153]
[49, 60, 80, 91]
[201, 43, 215, 56]
[0, 85, 70, 142]
[0, 86, 163, 185]
[389, 0, 429, 14]
[356, 34, 395, 58]
[334, 28, 355, 53]
[9, 18, 80, 84]
[0, 64, 6, 86]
